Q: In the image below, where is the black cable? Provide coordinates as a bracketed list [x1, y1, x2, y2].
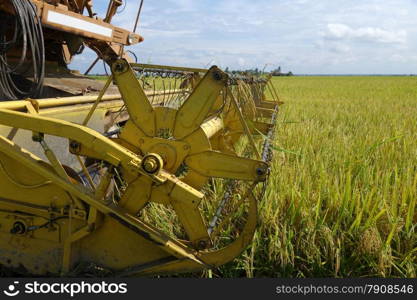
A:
[126, 50, 138, 63]
[0, 0, 45, 100]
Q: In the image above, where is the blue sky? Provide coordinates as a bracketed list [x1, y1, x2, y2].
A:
[71, 0, 417, 74]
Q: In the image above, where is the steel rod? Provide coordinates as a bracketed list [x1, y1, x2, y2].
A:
[133, 0, 144, 33]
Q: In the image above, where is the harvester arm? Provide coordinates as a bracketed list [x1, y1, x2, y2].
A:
[0, 109, 161, 181]
[0, 134, 207, 268]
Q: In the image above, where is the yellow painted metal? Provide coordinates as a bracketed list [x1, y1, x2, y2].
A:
[82, 74, 114, 126]
[124, 190, 258, 276]
[0, 0, 284, 276]
[228, 87, 261, 159]
[257, 107, 276, 118]
[0, 134, 208, 273]
[76, 155, 96, 189]
[0, 57, 280, 276]
[227, 119, 271, 136]
[94, 167, 115, 202]
[173, 66, 227, 139]
[185, 151, 268, 181]
[112, 59, 156, 137]
[168, 176, 211, 249]
[138, 137, 190, 172]
[0, 89, 186, 111]
[200, 116, 224, 139]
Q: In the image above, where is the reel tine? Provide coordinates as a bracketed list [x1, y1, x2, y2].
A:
[152, 78, 156, 105]
[162, 80, 166, 106]
[167, 80, 173, 107]
[178, 74, 187, 107]
[171, 76, 178, 107]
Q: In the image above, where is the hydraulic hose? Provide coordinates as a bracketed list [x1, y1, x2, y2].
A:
[0, 0, 45, 100]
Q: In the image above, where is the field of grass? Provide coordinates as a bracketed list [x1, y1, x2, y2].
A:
[91, 74, 416, 277]
[216, 76, 417, 278]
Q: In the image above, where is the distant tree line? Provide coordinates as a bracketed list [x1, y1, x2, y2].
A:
[224, 66, 293, 76]
[270, 66, 293, 76]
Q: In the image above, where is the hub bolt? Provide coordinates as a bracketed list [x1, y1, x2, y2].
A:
[10, 221, 26, 235]
[141, 153, 163, 174]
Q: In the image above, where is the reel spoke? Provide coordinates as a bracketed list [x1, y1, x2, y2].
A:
[173, 67, 227, 139]
[185, 150, 268, 182]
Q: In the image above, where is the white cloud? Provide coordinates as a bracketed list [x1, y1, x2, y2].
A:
[238, 58, 246, 67]
[325, 23, 407, 44]
[140, 28, 199, 38]
[329, 43, 351, 54]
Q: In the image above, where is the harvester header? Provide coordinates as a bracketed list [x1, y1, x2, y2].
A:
[0, 0, 281, 276]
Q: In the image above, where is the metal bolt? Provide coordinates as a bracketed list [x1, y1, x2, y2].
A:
[87, 223, 95, 232]
[197, 240, 207, 249]
[256, 167, 266, 176]
[69, 141, 81, 154]
[70, 141, 79, 149]
[212, 70, 223, 81]
[32, 132, 44, 142]
[143, 159, 157, 173]
[10, 222, 26, 235]
[114, 62, 125, 73]
[141, 154, 162, 174]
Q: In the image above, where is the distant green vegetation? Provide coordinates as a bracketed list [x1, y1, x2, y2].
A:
[88, 75, 108, 81]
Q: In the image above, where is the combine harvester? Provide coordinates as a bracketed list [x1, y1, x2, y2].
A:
[0, 0, 280, 276]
